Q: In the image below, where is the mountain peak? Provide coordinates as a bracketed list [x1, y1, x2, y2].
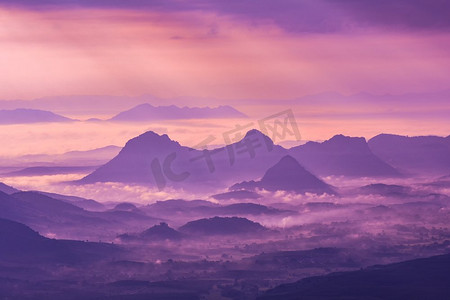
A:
[125, 131, 179, 149]
[242, 129, 274, 146]
[232, 155, 335, 195]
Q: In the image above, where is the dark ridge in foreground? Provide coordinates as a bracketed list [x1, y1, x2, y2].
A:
[259, 253, 450, 300]
[0, 218, 121, 264]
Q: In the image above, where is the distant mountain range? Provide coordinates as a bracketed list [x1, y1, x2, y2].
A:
[79, 129, 406, 192]
[289, 134, 401, 177]
[79, 129, 289, 190]
[109, 103, 247, 121]
[368, 133, 450, 175]
[0, 108, 74, 124]
[4, 145, 122, 167]
[3, 166, 97, 177]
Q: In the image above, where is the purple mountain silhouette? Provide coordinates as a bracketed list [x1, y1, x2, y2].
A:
[109, 103, 247, 121]
[368, 134, 450, 175]
[178, 216, 266, 236]
[0, 108, 74, 124]
[0, 191, 159, 239]
[211, 190, 262, 201]
[79, 130, 288, 190]
[289, 134, 400, 177]
[0, 218, 120, 264]
[119, 222, 183, 242]
[231, 155, 335, 195]
[0, 182, 19, 194]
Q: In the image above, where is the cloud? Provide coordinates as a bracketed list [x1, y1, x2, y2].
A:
[2, 0, 450, 33]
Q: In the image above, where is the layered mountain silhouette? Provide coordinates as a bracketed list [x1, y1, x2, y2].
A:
[36, 191, 106, 211]
[259, 253, 450, 300]
[109, 103, 247, 121]
[79, 130, 288, 190]
[179, 216, 267, 236]
[0, 218, 120, 264]
[0, 191, 159, 239]
[119, 222, 183, 242]
[78, 130, 411, 190]
[368, 134, 450, 175]
[0, 108, 74, 124]
[211, 190, 262, 201]
[4, 166, 97, 177]
[290, 134, 400, 177]
[142, 199, 287, 221]
[12, 145, 121, 167]
[0, 182, 19, 194]
[232, 155, 335, 195]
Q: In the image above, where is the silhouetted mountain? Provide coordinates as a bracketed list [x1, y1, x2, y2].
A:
[0, 218, 120, 264]
[218, 203, 287, 216]
[109, 103, 247, 121]
[143, 199, 289, 221]
[0, 108, 74, 124]
[0, 182, 19, 194]
[357, 183, 412, 197]
[143, 199, 219, 215]
[179, 216, 266, 236]
[113, 202, 139, 212]
[290, 134, 400, 177]
[3, 166, 97, 177]
[80, 131, 193, 184]
[119, 222, 183, 242]
[232, 155, 335, 195]
[259, 253, 450, 300]
[37, 191, 106, 211]
[211, 190, 262, 201]
[79, 130, 288, 190]
[0, 191, 158, 239]
[369, 134, 450, 175]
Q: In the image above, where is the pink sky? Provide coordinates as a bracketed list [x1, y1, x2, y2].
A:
[0, 6, 449, 101]
[0, 2, 449, 154]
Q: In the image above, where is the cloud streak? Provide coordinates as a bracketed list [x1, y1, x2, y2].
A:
[2, 0, 450, 33]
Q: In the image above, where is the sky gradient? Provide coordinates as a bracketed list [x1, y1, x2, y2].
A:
[0, 1, 449, 100]
[0, 1, 449, 155]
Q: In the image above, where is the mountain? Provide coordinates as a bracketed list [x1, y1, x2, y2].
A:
[290, 134, 400, 177]
[0, 218, 120, 264]
[0, 182, 19, 194]
[0, 191, 159, 239]
[368, 134, 450, 175]
[37, 191, 106, 211]
[109, 103, 247, 121]
[13, 145, 121, 167]
[3, 166, 97, 177]
[259, 253, 450, 300]
[232, 155, 335, 195]
[357, 183, 412, 197]
[79, 130, 288, 190]
[217, 203, 287, 216]
[0, 108, 74, 124]
[142, 200, 287, 222]
[211, 190, 262, 201]
[119, 222, 183, 242]
[179, 216, 267, 236]
[80, 131, 192, 184]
